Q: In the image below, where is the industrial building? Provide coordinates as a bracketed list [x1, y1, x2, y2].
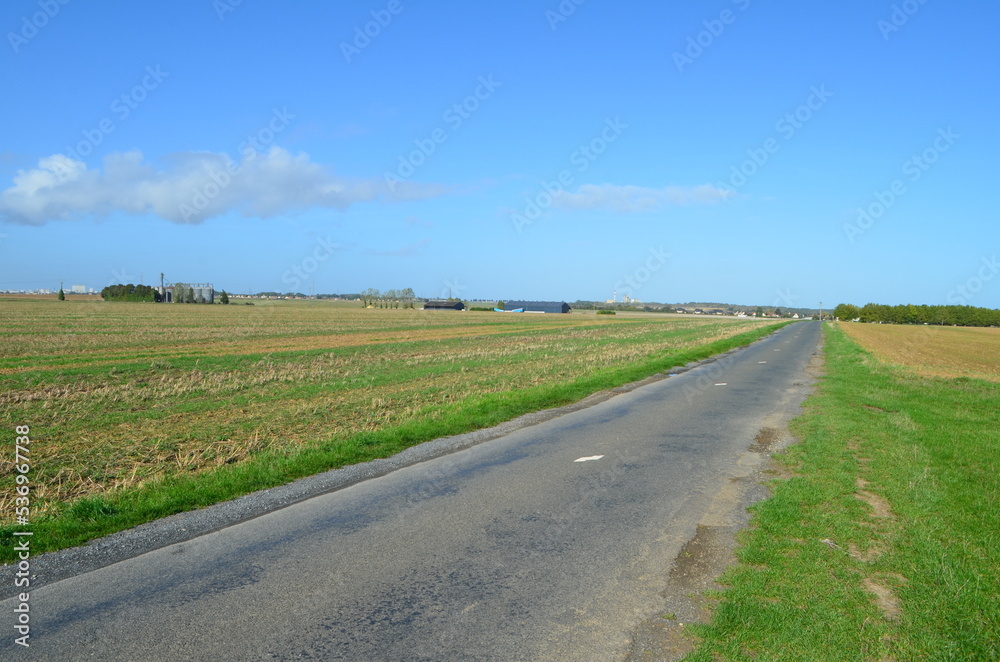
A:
[423, 300, 466, 310]
[503, 301, 571, 314]
[161, 282, 215, 304]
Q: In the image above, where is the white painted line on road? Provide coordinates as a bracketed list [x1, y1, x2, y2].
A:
[715, 383, 727, 386]
[758, 361, 767, 364]
[574, 455, 604, 463]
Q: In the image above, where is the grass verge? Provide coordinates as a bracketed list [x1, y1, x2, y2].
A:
[0, 322, 790, 562]
[682, 323, 999, 661]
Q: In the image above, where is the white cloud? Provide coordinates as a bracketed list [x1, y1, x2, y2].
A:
[0, 148, 447, 225]
[552, 183, 734, 213]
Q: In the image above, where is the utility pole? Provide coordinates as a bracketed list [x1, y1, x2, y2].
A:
[819, 301, 823, 321]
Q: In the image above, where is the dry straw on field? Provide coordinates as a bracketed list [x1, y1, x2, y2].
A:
[0, 299, 770, 521]
[838, 322, 1000, 382]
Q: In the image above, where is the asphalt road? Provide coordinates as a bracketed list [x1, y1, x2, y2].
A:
[1, 321, 822, 661]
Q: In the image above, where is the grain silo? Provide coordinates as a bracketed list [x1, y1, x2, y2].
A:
[191, 284, 215, 304]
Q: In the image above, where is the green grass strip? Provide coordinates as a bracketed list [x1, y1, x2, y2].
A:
[683, 323, 1000, 661]
[0, 322, 790, 561]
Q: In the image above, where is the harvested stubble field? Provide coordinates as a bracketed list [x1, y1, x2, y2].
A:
[838, 322, 1000, 382]
[0, 297, 780, 553]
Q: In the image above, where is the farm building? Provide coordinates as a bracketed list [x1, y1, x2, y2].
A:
[423, 300, 466, 310]
[161, 283, 215, 304]
[504, 301, 571, 314]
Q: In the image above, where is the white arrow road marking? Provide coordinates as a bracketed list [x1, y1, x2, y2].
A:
[574, 455, 604, 463]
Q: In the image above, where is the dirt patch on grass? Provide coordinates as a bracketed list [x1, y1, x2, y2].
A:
[848, 542, 884, 563]
[856, 478, 896, 520]
[863, 577, 902, 621]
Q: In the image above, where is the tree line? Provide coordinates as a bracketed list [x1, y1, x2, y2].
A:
[360, 288, 416, 308]
[834, 303, 1000, 327]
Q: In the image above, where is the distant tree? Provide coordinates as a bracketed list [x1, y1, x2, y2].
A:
[100, 283, 158, 302]
[774, 308, 782, 318]
[395, 287, 414, 309]
[185, 288, 195, 304]
[172, 283, 188, 304]
[361, 288, 380, 307]
[58, 288, 65, 301]
[833, 303, 860, 321]
[755, 306, 764, 317]
[220, 290, 229, 304]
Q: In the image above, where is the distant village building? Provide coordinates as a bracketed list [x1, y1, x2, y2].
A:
[504, 301, 571, 314]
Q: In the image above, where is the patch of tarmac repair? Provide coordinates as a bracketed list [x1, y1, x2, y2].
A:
[749, 426, 779, 453]
[626, 524, 736, 661]
[625, 331, 825, 661]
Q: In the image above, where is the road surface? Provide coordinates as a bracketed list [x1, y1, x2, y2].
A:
[1, 321, 822, 661]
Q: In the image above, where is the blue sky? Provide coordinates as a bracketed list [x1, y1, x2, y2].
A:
[1, 0, 997, 308]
